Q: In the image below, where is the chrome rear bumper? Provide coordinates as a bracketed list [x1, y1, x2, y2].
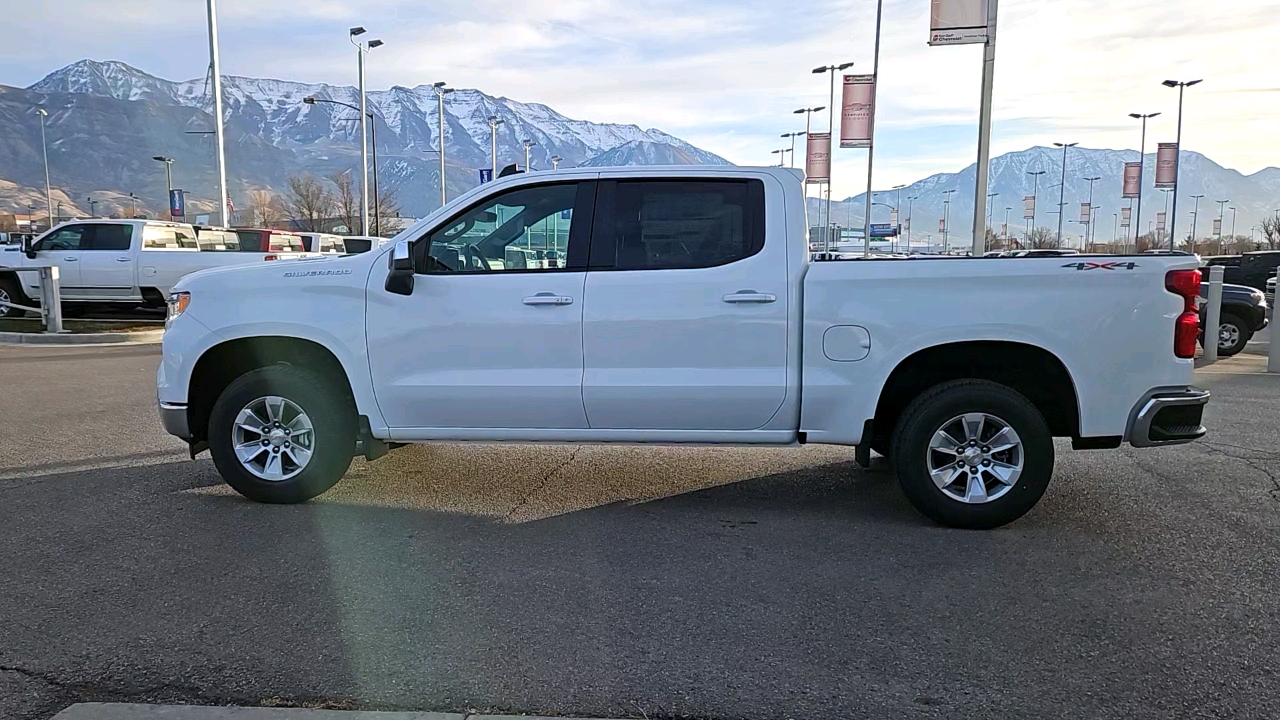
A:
[1127, 387, 1209, 448]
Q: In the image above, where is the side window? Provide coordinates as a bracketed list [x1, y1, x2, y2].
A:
[601, 179, 764, 270]
[86, 224, 132, 251]
[38, 226, 85, 251]
[419, 183, 579, 273]
[142, 227, 198, 249]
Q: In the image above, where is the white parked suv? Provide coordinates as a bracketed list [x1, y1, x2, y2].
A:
[158, 166, 1209, 528]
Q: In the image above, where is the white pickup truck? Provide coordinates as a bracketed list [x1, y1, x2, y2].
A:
[157, 166, 1209, 528]
[0, 219, 315, 316]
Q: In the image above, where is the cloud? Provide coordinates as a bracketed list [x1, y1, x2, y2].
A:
[3, 0, 1277, 197]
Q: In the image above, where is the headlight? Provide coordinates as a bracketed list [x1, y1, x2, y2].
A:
[166, 292, 190, 326]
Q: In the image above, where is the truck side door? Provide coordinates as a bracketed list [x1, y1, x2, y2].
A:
[581, 177, 789, 430]
[77, 223, 136, 298]
[366, 180, 596, 430]
[24, 225, 85, 297]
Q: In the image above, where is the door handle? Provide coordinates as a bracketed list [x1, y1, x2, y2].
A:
[723, 290, 776, 304]
[115, 257, 131, 263]
[523, 293, 573, 306]
[63, 256, 79, 262]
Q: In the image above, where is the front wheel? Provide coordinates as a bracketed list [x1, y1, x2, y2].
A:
[208, 365, 356, 503]
[1215, 313, 1251, 357]
[891, 380, 1054, 529]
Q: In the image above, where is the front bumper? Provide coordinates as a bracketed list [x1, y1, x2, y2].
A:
[159, 400, 191, 440]
[1127, 387, 1209, 448]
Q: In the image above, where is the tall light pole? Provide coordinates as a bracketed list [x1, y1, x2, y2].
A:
[128, 193, 138, 218]
[487, 115, 503, 176]
[1054, 141, 1075, 242]
[35, 108, 54, 228]
[87, 196, 97, 218]
[771, 149, 786, 166]
[813, 62, 854, 256]
[1215, 199, 1230, 244]
[1230, 206, 1237, 242]
[349, 29, 383, 233]
[152, 157, 175, 219]
[522, 138, 536, 171]
[906, 196, 916, 251]
[942, 188, 957, 254]
[1162, 79, 1202, 251]
[1189, 193, 1204, 247]
[550, 155, 562, 170]
[206, 0, 230, 228]
[1027, 169, 1046, 241]
[430, 81, 452, 207]
[1128, 112, 1159, 247]
[969, 0, 1000, 258]
[305, 97, 381, 234]
[986, 192, 998, 249]
[793, 106, 825, 238]
[781, 132, 805, 168]
[1083, 175, 1100, 248]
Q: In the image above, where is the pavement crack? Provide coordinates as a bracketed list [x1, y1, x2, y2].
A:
[1199, 441, 1280, 502]
[502, 447, 581, 523]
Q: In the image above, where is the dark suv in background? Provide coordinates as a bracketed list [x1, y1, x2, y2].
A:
[1200, 282, 1269, 356]
[1205, 250, 1280, 291]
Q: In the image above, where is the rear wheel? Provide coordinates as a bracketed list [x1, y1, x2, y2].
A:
[0, 277, 24, 318]
[891, 380, 1054, 529]
[208, 365, 355, 503]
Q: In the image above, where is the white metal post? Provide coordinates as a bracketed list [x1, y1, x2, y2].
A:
[206, 0, 230, 228]
[971, 0, 999, 257]
[1270, 299, 1280, 373]
[1203, 265, 1223, 364]
[39, 266, 63, 334]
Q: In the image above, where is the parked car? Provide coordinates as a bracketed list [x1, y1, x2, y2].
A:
[193, 226, 242, 251]
[1220, 250, 1280, 291]
[159, 166, 1208, 530]
[1199, 282, 1268, 356]
[1265, 273, 1275, 323]
[339, 235, 387, 254]
[298, 232, 346, 254]
[233, 228, 308, 254]
[0, 220, 319, 316]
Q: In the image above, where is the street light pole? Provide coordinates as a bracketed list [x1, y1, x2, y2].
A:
[523, 139, 536, 171]
[1215, 199, 1229, 245]
[970, 0, 1000, 258]
[793, 106, 825, 240]
[1027, 169, 1045, 243]
[87, 197, 97, 218]
[906, 196, 916, 251]
[1230, 206, 1237, 242]
[1163, 79, 1202, 251]
[152, 157, 175, 220]
[431, 81, 452, 208]
[550, 155, 562, 170]
[1128, 112, 1159, 248]
[487, 116, 503, 176]
[781, 132, 805, 169]
[1083, 175, 1100, 249]
[942, 188, 957, 254]
[1053, 142, 1077, 244]
[812, 63, 852, 256]
[1189, 194, 1204, 248]
[36, 108, 54, 228]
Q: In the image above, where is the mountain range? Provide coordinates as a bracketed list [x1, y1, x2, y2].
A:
[0, 59, 729, 219]
[819, 146, 1280, 246]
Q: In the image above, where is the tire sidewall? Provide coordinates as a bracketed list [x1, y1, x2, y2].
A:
[1217, 314, 1248, 356]
[208, 365, 354, 503]
[0, 278, 21, 318]
[893, 382, 1054, 529]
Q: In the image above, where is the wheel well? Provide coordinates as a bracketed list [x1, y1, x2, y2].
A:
[0, 272, 30, 302]
[871, 341, 1080, 448]
[140, 287, 166, 307]
[187, 336, 356, 443]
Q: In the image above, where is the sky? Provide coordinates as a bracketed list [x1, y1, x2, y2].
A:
[4, 0, 1279, 199]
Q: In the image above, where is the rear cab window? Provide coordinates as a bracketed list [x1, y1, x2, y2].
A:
[142, 225, 199, 250]
[590, 179, 765, 270]
[195, 229, 242, 251]
[269, 233, 305, 253]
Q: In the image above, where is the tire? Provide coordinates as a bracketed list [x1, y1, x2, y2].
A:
[0, 276, 24, 318]
[1215, 313, 1250, 357]
[890, 379, 1054, 529]
[208, 365, 356, 503]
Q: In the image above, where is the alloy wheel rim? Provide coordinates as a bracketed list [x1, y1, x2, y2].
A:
[232, 396, 314, 481]
[926, 412, 1024, 504]
[1218, 323, 1240, 350]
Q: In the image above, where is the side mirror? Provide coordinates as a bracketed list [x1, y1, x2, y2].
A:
[21, 235, 36, 259]
[385, 239, 415, 296]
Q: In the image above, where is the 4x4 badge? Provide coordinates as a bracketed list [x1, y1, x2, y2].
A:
[1062, 261, 1140, 271]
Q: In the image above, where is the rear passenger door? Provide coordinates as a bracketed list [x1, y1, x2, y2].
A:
[78, 224, 136, 298]
[581, 177, 788, 430]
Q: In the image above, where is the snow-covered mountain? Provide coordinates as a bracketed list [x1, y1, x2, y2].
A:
[822, 146, 1279, 247]
[11, 59, 730, 217]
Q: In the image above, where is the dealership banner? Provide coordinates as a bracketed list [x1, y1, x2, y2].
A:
[805, 132, 831, 183]
[1156, 211, 1167, 232]
[839, 75, 875, 149]
[939, 218, 946, 232]
[929, 0, 989, 45]
[1155, 143, 1179, 188]
[1023, 195, 1035, 219]
[1213, 218, 1222, 235]
[169, 189, 185, 218]
[1080, 203, 1091, 223]
[1122, 162, 1142, 198]
[1121, 207, 1131, 227]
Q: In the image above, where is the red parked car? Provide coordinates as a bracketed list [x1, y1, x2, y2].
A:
[233, 229, 307, 254]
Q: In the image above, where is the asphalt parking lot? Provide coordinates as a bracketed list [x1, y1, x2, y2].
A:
[2, 345, 1279, 720]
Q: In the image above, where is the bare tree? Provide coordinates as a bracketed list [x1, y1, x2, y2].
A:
[1025, 226, 1059, 249]
[285, 174, 334, 232]
[1261, 215, 1280, 250]
[375, 184, 402, 237]
[1134, 232, 1156, 253]
[331, 171, 359, 234]
[247, 189, 284, 228]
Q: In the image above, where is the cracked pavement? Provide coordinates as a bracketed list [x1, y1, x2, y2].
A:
[3, 345, 1280, 720]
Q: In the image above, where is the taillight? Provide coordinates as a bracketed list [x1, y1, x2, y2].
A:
[264, 254, 277, 261]
[1166, 269, 1201, 359]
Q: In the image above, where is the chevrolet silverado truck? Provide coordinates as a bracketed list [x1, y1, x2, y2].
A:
[157, 166, 1209, 529]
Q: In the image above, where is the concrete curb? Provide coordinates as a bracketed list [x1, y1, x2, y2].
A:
[0, 329, 163, 345]
[50, 704, 628, 720]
